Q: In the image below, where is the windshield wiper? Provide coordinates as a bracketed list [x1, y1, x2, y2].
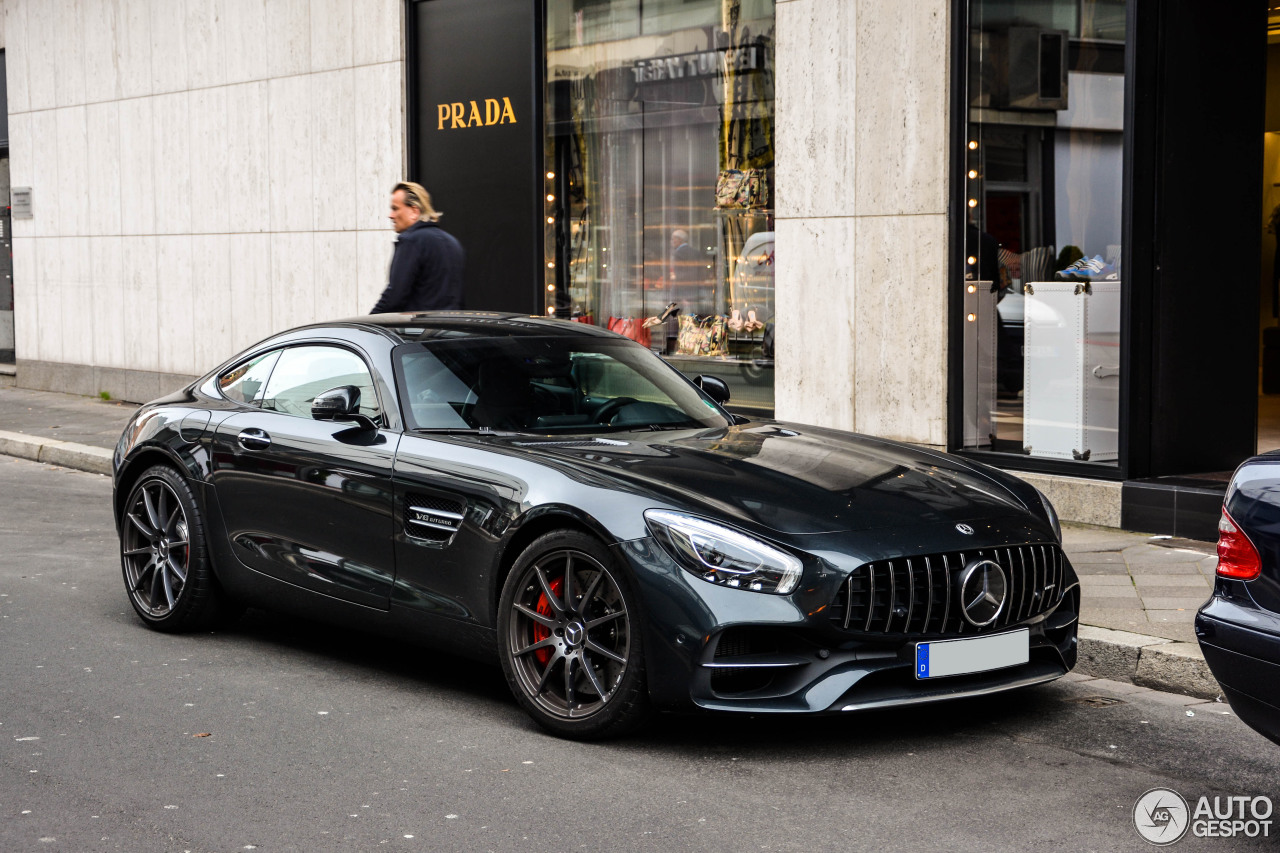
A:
[410, 426, 526, 436]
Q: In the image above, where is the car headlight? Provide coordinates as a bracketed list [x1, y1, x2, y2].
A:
[643, 509, 803, 595]
[1036, 488, 1062, 542]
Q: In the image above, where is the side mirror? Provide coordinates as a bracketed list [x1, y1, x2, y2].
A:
[694, 375, 731, 405]
[312, 386, 377, 431]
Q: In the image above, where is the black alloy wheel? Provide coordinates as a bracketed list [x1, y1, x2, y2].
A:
[120, 465, 231, 632]
[498, 530, 649, 739]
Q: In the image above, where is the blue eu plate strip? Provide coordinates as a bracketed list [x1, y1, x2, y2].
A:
[916, 643, 929, 678]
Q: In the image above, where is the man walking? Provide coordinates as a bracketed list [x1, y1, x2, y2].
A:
[370, 181, 464, 313]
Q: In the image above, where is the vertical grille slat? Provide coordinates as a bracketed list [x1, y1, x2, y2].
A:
[833, 543, 1067, 637]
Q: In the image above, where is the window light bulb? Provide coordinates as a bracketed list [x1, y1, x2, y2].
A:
[966, 313, 977, 322]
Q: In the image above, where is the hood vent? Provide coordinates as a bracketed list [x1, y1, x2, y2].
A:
[511, 438, 629, 448]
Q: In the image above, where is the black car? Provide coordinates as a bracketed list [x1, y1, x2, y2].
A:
[112, 312, 1079, 739]
[1196, 453, 1280, 745]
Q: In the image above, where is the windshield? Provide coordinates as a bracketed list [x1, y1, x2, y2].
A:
[393, 336, 730, 433]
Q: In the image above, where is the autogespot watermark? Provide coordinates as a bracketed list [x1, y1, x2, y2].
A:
[1133, 787, 1274, 845]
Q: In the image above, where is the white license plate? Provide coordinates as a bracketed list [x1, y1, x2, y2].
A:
[915, 629, 1029, 679]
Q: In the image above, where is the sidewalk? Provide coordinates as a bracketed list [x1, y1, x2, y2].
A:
[0, 384, 1224, 700]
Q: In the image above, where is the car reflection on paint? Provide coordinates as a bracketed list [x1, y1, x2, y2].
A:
[111, 311, 1079, 739]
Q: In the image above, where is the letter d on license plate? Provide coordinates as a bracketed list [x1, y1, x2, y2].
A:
[915, 629, 1029, 679]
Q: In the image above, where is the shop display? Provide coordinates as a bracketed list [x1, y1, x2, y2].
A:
[1022, 281, 1121, 462]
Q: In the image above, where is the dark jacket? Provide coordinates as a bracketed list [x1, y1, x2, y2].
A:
[370, 220, 465, 313]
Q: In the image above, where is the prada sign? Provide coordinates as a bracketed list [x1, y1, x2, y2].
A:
[632, 45, 765, 84]
[436, 96, 518, 130]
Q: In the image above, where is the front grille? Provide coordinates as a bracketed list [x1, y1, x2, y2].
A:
[829, 544, 1065, 636]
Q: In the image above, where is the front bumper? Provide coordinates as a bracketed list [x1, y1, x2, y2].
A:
[618, 536, 1080, 713]
[1196, 593, 1280, 745]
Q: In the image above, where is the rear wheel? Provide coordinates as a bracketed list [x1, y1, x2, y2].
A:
[120, 464, 234, 632]
[498, 530, 650, 739]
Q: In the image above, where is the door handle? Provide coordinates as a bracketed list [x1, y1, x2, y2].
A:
[237, 428, 271, 450]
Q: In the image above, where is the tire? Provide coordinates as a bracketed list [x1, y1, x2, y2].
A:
[119, 464, 235, 632]
[497, 530, 651, 739]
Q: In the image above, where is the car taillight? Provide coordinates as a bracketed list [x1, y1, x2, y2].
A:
[1216, 508, 1262, 581]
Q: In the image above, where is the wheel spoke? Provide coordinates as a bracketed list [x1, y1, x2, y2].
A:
[164, 507, 182, 538]
[142, 487, 163, 533]
[579, 570, 603, 611]
[131, 558, 157, 593]
[514, 636, 556, 658]
[167, 553, 188, 584]
[585, 639, 626, 665]
[513, 602, 557, 629]
[579, 654, 608, 699]
[167, 540, 188, 550]
[150, 558, 166, 606]
[586, 610, 624, 630]
[123, 546, 153, 557]
[563, 654, 577, 711]
[534, 650, 561, 697]
[161, 563, 176, 610]
[128, 511, 156, 539]
[562, 554, 574, 610]
[533, 565, 565, 614]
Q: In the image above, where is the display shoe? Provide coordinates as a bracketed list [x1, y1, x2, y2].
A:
[657, 302, 680, 322]
[745, 308, 764, 332]
[1054, 257, 1089, 280]
[1076, 255, 1109, 280]
[728, 308, 745, 332]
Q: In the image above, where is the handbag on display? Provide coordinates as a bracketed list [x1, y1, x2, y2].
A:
[715, 168, 770, 209]
[607, 316, 651, 348]
[676, 314, 728, 357]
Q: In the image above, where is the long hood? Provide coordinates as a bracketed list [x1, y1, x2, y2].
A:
[492, 421, 1033, 535]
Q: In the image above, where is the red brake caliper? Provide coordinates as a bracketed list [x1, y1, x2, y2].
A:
[531, 577, 563, 666]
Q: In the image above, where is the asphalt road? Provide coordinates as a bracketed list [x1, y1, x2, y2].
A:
[2, 455, 1278, 853]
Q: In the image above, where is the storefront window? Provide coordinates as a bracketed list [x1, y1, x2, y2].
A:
[960, 0, 1127, 465]
[544, 0, 776, 414]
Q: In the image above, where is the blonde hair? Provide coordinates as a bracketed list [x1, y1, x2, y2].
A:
[393, 181, 442, 222]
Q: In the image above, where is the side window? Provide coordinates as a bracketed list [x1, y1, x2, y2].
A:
[260, 345, 381, 421]
[218, 350, 281, 406]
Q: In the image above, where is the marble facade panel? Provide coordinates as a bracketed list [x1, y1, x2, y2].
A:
[90, 236, 126, 368]
[60, 234, 94, 367]
[852, 0, 949, 217]
[355, 229, 392, 314]
[191, 234, 233, 369]
[52, 0, 88, 107]
[34, 238, 63, 364]
[267, 75, 315, 233]
[156, 235, 195, 375]
[152, 92, 193, 236]
[117, 0, 154, 100]
[185, 0, 227, 90]
[773, 217, 856, 431]
[149, 0, 189, 95]
[8, 112, 33, 242]
[24, 0, 57, 110]
[775, 0, 857, 220]
[222, 0, 269, 85]
[118, 96, 156, 236]
[83, 0, 123, 104]
[5, 1, 30, 113]
[12, 238, 38, 359]
[270, 231, 318, 331]
[267, 0, 311, 79]
[851, 213, 948, 445]
[352, 0, 402, 67]
[311, 0, 354, 73]
[228, 233, 274, 351]
[28, 109, 59, 238]
[87, 102, 123, 237]
[314, 231, 359, 320]
[353, 62, 405, 232]
[121, 235, 160, 372]
[226, 82, 271, 233]
[311, 69, 356, 232]
[190, 87, 231, 235]
[55, 107, 90, 238]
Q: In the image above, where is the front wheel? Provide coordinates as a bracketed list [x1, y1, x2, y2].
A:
[497, 530, 650, 739]
[120, 464, 234, 632]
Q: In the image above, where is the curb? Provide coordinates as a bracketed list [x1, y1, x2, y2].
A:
[1076, 624, 1220, 699]
[0, 429, 114, 476]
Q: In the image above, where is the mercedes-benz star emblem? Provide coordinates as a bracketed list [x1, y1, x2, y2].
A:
[955, 523, 974, 535]
[957, 559, 1007, 626]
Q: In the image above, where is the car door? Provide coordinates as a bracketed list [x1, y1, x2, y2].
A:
[209, 343, 400, 610]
